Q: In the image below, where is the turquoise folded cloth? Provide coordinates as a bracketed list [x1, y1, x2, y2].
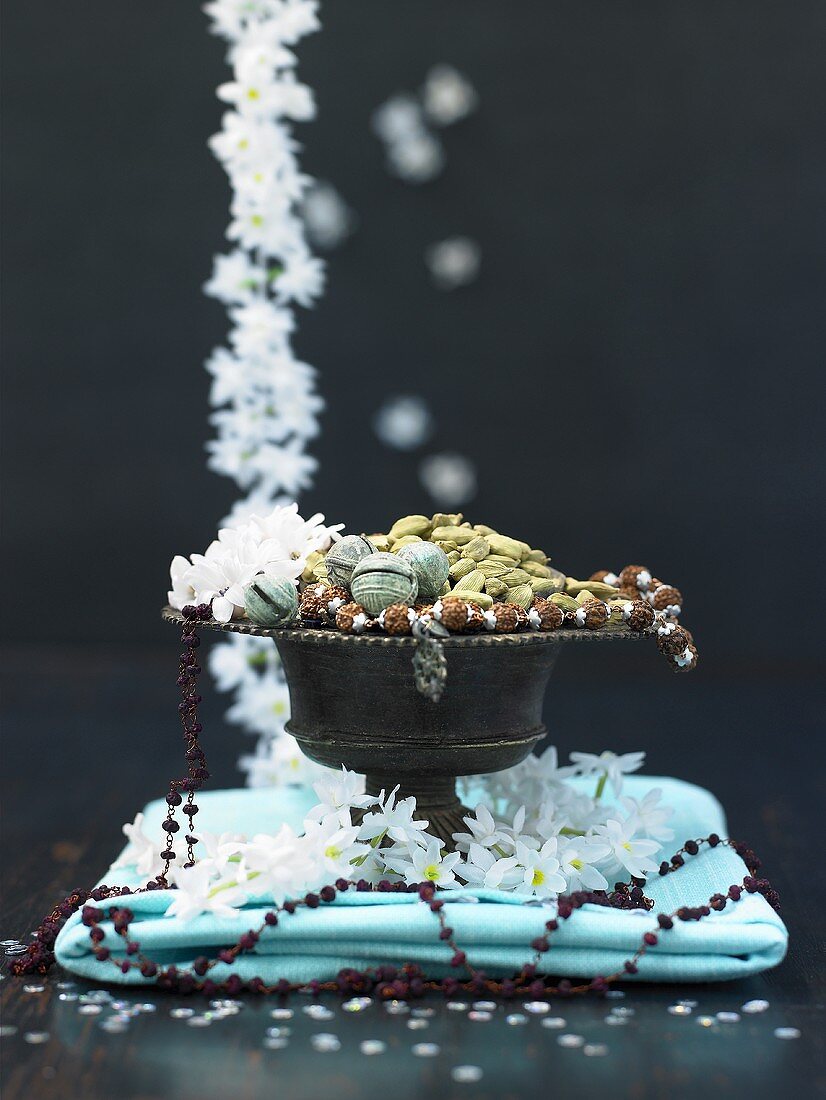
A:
[55, 777, 788, 985]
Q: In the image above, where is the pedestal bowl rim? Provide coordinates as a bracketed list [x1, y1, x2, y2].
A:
[161, 606, 650, 647]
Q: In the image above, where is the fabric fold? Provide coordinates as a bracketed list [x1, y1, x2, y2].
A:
[55, 776, 788, 985]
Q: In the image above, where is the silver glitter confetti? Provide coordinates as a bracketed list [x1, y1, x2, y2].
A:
[0, 939, 22, 947]
[605, 990, 626, 999]
[774, 1027, 801, 1040]
[696, 1016, 716, 1027]
[4, 945, 28, 956]
[716, 1012, 740, 1023]
[385, 1000, 409, 1016]
[186, 1016, 212, 1028]
[266, 1027, 291, 1039]
[58, 991, 79, 1002]
[137, 1003, 157, 1014]
[413, 1042, 441, 1057]
[311, 1033, 341, 1053]
[342, 997, 372, 1013]
[360, 1039, 386, 1055]
[210, 999, 242, 1012]
[472, 1000, 497, 1012]
[99, 1018, 129, 1034]
[668, 1004, 692, 1016]
[303, 1004, 335, 1021]
[86, 990, 112, 1001]
[270, 1008, 294, 1020]
[452, 1066, 483, 1084]
[23, 983, 45, 993]
[742, 999, 770, 1014]
[523, 1001, 550, 1015]
[446, 1001, 469, 1012]
[605, 1016, 628, 1027]
[506, 1014, 528, 1026]
[678, 999, 698, 1008]
[411, 1007, 435, 1018]
[407, 1018, 429, 1030]
[558, 1034, 585, 1048]
[170, 1008, 195, 1019]
[584, 1043, 609, 1057]
[78, 1005, 103, 1017]
[23, 1032, 50, 1045]
[468, 1010, 492, 1022]
[611, 1006, 635, 1017]
[55, 981, 76, 990]
[0, 1026, 19, 1037]
[541, 1017, 567, 1029]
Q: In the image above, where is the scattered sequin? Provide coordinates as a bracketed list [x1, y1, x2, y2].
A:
[668, 1005, 692, 1016]
[360, 1040, 386, 1055]
[716, 1012, 741, 1023]
[584, 1044, 609, 1057]
[696, 1016, 716, 1027]
[774, 1027, 801, 1040]
[506, 1014, 528, 1026]
[170, 1008, 195, 1019]
[446, 1001, 468, 1012]
[742, 1000, 770, 1014]
[0, 939, 21, 947]
[137, 1003, 157, 1014]
[605, 990, 626, 1000]
[263, 1036, 289, 1050]
[23, 1032, 50, 1045]
[55, 981, 76, 990]
[558, 1034, 585, 1048]
[4, 945, 28, 956]
[78, 1005, 103, 1017]
[266, 1027, 291, 1039]
[541, 1017, 567, 1030]
[452, 1066, 483, 1084]
[186, 1016, 212, 1028]
[523, 1001, 550, 1015]
[210, 999, 241, 1012]
[270, 1008, 294, 1021]
[343, 997, 372, 1013]
[86, 990, 112, 1001]
[413, 1042, 441, 1057]
[611, 1006, 635, 1017]
[472, 1000, 497, 1012]
[99, 1018, 129, 1034]
[411, 1007, 435, 1018]
[468, 1010, 492, 1022]
[678, 999, 698, 1008]
[385, 1000, 409, 1016]
[407, 1018, 429, 1030]
[23, 983, 44, 993]
[0, 1026, 19, 1037]
[303, 1004, 335, 1021]
[605, 1016, 628, 1027]
[311, 1033, 341, 1053]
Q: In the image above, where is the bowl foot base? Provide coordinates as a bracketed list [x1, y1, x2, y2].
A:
[362, 773, 470, 852]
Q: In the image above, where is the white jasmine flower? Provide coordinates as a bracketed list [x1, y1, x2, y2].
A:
[195, 831, 248, 877]
[307, 766, 375, 824]
[595, 817, 660, 879]
[384, 838, 461, 888]
[514, 839, 567, 898]
[113, 813, 169, 879]
[300, 181, 355, 251]
[558, 836, 611, 892]
[621, 787, 675, 843]
[166, 864, 247, 922]
[209, 633, 270, 693]
[358, 787, 429, 846]
[458, 844, 521, 890]
[452, 804, 503, 853]
[241, 824, 306, 904]
[302, 814, 370, 876]
[205, 250, 266, 304]
[273, 248, 325, 306]
[569, 750, 646, 796]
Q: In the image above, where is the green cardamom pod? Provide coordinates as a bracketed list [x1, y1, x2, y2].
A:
[391, 534, 423, 550]
[502, 568, 533, 587]
[506, 584, 533, 609]
[477, 560, 510, 578]
[520, 561, 552, 578]
[452, 569, 486, 594]
[449, 557, 476, 581]
[388, 515, 432, 540]
[484, 576, 509, 598]
[575, 589, 596, 604]
[367, 534, 392, 552]
[566, 578, 617, 598]
[550, 592, 579, 611]
[431, 513, 463, 528]
[486, 554, 521, 567]
[487, 533, 531, 560]
[465, 590, 494, 610]
[445, 550, 461, 565]
[431, 525, 476, 545]
[530, 577, 563, 597]
[472, 524, 497, 536]
[461, 535, 490, 562]
[524, 548, 550, 564]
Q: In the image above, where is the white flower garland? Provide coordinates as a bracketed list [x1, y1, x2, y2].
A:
[116, 749, 675, 914]
[201, 0, 326, 779]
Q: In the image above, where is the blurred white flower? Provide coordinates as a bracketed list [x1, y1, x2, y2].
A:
[113, 813, 168, 879]
[373, 395, 434, 451]
[166, 864, 247, 921]
[384, 838, 461, 888]
[569, 750, 646, 797]
[421, 65, 478, 127]
[595, 817, 660, 879]
[419, 453, 477, 507]
[514, 839, 567, 899]
[621, 787, 675, 843]
[300, 181, 356, 251]
[425, 237, 481, 291]
[558, 836, 611, 892]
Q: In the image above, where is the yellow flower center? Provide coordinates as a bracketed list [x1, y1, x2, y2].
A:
[324, 845, 341, 860]
[247, 87, 260, 100]
[622, 841, 632, 852]
[570, 858, 584, 871]
[532, 869, 544, 887]
[250, 214, 264, 227]
[424, 865, 440, 881]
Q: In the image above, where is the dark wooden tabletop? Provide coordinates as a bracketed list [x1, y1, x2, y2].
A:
[1, 643, 824, 1100]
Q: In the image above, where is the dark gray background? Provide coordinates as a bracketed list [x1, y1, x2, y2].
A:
[3, 1, 825, 669]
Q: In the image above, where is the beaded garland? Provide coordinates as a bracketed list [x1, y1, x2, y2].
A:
[9, 608, 773, 997]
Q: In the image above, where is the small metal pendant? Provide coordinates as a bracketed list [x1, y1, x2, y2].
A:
[412, 620, 449, 702]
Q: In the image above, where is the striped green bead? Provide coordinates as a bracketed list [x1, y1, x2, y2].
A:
[350, 553, 418, 616]
[325, 535, 377, 588]
[397, 541, 450, 601]
[243, 575, 299, 627]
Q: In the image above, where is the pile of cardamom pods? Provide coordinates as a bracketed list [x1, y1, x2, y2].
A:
[295, 514, 698, 674]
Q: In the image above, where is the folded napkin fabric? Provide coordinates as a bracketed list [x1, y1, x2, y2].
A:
[55, 776, 787, 985]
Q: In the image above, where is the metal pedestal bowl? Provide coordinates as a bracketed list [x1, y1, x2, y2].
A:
[163, 607, 647, 848]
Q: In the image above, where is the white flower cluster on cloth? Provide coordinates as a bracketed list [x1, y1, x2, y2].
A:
[116, 749, 674, 917]
[168, 502, 341, 623]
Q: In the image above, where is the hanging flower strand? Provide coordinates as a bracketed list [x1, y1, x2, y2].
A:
[201, 0, 328, 785]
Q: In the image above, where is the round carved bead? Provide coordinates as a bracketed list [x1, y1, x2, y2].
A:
[528, 597, 564, 631]
[299, 592, 328, 622]
[671, 642, 699, 672]
[484, 603, 519, 633]
[657, 624, 691, 655]
[588, 570, 617, 586]
[618, 564, 653, 592]
[437, 596, 471, 633]
[351, 552, 418, 615]
[335, 601, 370, 634]
[514, 605, 530, 630]
[576, 598, 608, 630]
[325, 535, 377, 588]
[465, 603, 485, 632]
[243, 575, 299, 627]
[651, 584, 683, 614]
[624, 599, 655, 632]
[396, 541, 450, 602]
[381, 603, 414, 635]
